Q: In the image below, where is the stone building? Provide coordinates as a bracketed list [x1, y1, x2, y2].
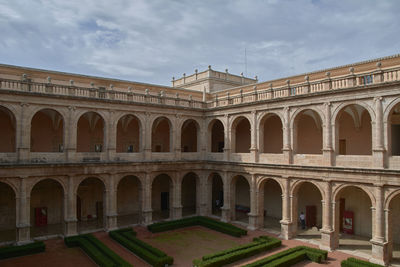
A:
[1, 54, 400, 265]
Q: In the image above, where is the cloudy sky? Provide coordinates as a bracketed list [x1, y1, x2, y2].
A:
[0, 0, 399, 86]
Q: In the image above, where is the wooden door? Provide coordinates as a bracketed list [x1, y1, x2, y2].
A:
[306, 205, 317, 228]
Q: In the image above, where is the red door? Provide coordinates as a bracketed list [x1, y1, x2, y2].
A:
[35, 207, 47, 227]
[306, 205, 317, 228]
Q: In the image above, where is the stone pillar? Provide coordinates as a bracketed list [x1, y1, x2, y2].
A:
[370, 185, 389, 265]
[105, 175, 117, 231]
[142, 172, 152, 225]
[248, 174, 259, 230]
[17, 103, 30, 163]
[322, 103, 334, 166]
[64, 176, 78, 236]
[320, 181, 337, 251]
[198, 172, 208, 216]
[373, 97, 385, 168]
[16, 178, 30, 244]
[280, 177, 294, 239]
[172, 173, 182, 220]
[221, 172, 231, 222]
[65, 106, 77, 162]
[282, 107, 292, 164]
[200, 119, 207, 160]
[250, 111, 259, 162]
[107, 111, 117, 161]
[144, 113, 152, 160]
[174, 118, 182, 161]
[223, 114, 231, 161]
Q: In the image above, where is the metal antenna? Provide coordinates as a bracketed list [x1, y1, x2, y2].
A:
[245, 48, 247, 77]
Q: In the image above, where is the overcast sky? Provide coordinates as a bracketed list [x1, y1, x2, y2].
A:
[0, 0, 399, 86]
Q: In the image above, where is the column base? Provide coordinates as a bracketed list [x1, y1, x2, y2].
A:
[16, 224, 31, 244]
[105, 214, 118, 231]
[247, 213, 259, 230]
[250, 148, 259, 163]
[142, 209, 153, 225]
[65, 148, 76, 163]
[221, 207, 231, 222]
[372, 149, 386, 169]
[370, 239, 389, 266]
[199, 203, 208, 216]
[282, 149, 292, 165]
[64, 218, 78, 237]
[322, 149, 334, 167]
[280, 220, 295, 240]
[172, 206, 182, 220]
[17, 148, 30, 163]
[223, 149, 231, 161]
[144, 149, 152, 161]
[319, 228, 337, 251]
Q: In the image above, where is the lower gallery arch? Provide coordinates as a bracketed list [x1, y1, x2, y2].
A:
[292, 181, 323, 239]
[258, 179, 282, 230]
[76, 177, 105, 232]
[388, 192, 400, 263]
[0, 182, 16, 242]
[30, 179, 64, 237]
[334, 185, 372, 253]
[117, 176, 142, 227]
[181, 172, 198, 216]
[209, 173, 223, 217]
[152, 174, 172, 220]
[230, 175, 250, 223]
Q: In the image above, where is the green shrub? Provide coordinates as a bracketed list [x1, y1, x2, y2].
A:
[0, 241, 45, 259]
[243, 246, 327, 267]
[109, 228, 173, 267]
[341, 257, 385, 267]
[64, 234, 131, 267]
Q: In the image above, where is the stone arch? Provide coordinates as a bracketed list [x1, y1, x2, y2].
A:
[334, 103, 373, 155]
[76, 111, 105, 153]
[116, 175, 142, 226]
[257, 177, 283, 230]
[230, 174, 251, 222]
[181, 119, 200, 152]
[385, 189, 400, 261]
[30, 109, 64, 152]
[332, 184, 375, 206]
[292, 108, 324, 154]
[181, 172, 199, 216]
[27, 176, 67, 196]
[116, 114, 141, 153]
[152, 173, 173, 220]
[384, 98, 400, 156]
[0, 105, 17, 152]
[30, 178, 65, 237]
[208, 119, 225, 152]
[207, 172, 224, 216]
[258, 112, 283, 153]
[151, 116, 172, 152]
[385, 189, 400, 210]
[0, 181, 17, 242]
[231, 116, 251, 153]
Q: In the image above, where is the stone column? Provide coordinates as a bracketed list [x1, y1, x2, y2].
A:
[200, 119, 207, 160]
[370, 185, 389, 265]
[373, 97, 386, 168]
[144, 113, 152, 160]
[320, 181, 336, 251]
[64, 175, 78, 236]
[282, 107, 292, 164]
[105, 175, 118, 231]
[106, 111, 117, 161]
[221, 172, 231, 222]
[322, 103, 334, 166]
[280, 177, 293, 239]
[223, 114, 231, 161]
[142, 172, 152, 225]
[172, 173, 182, 220]
[198, 171, 208, 216]
[248, 174, 259, 230]
[250, 111, 259, 162]
[174, 117, 182, 160]
[65, 106, 77, 162]
[17, 103, 30, 163]
[16, 178, 30, 244]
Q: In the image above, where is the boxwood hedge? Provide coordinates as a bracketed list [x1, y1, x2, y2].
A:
[147, 216, 247, 237]
[64, 234, 131, 267]
[109, 228, 173, 267]
[0, 241, 45, 260]
[341, 257, 384, 267]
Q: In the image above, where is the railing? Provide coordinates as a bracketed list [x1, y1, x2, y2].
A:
[205, 66, 400, 108]
[1, 66, 400, 110]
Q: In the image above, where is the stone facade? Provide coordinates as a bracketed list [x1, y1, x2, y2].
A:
[1, 55, 400, 265]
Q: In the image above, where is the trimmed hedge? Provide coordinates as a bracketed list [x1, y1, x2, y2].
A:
[193, 235, 281, 267]
[0, 241, 45, 259]
[341, 257, 384, 267]
[147, 216, 247, 237]
[109, 228, 173, 267]
[243, 246, 328, 267]
[64, 234, 131, 267]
